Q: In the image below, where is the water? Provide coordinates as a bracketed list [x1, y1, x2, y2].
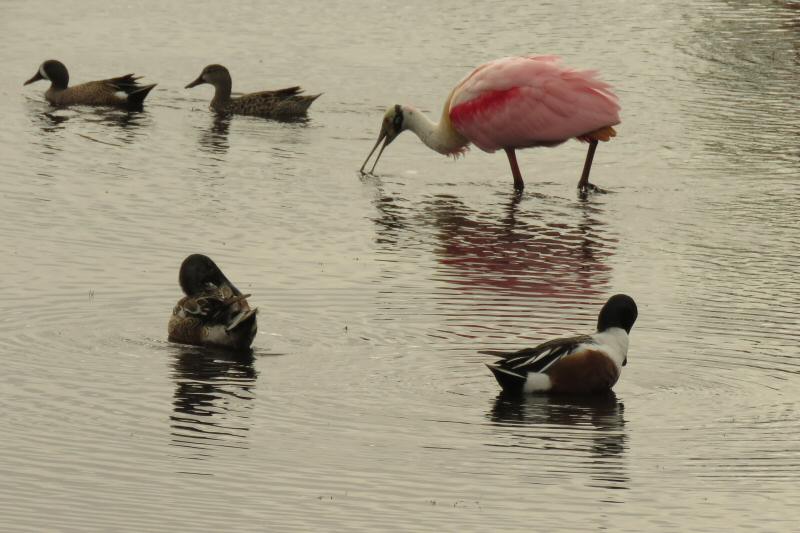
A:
[1, 0, 799, 530]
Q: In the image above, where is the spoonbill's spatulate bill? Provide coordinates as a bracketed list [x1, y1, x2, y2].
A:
[360, 55, 620, 193]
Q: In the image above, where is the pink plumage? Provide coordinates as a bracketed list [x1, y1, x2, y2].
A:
[449, 56, 620, 152]
[360, 55, 621, 192]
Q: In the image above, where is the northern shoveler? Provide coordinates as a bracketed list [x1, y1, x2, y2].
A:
[168, 254, 258, 351]
[483, 294, 638, 394]
[185, 64, 320, 119]
[24, 60, 156, 109]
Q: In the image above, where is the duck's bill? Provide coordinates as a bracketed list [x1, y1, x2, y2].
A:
[360, 129, 393, 174]
[185, 75, 205, 89]
[24, 71, 44, 86]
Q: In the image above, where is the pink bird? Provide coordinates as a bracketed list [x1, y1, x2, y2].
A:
[360, 56, 620, 193]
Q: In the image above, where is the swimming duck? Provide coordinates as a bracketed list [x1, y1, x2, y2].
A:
[185, 64, 320, 119]
[483, 294, 637, 394]
[168, 254, 258, 351]
[24, 59, 157, 109]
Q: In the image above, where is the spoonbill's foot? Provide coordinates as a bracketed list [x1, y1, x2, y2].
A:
[578, 182, 606, 195]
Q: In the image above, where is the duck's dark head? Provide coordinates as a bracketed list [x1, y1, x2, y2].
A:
[185, 64, 231, 89]
[179, 254, 237, 296]
[24, 60, 69, 89]
[359, 104, 408, 174]
[597, 294, 638, 333]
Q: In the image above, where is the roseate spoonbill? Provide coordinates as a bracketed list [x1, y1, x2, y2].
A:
[483, 294, 637, 394]
[360, 56, 620, 193]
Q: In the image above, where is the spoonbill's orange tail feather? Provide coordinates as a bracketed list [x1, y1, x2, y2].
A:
[578, 125, 617, 143]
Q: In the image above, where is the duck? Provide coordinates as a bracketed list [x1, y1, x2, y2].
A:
[168, 254, 258, 351]
[185, 64, 320, 119]
[23, 59, 157, 109]
[483, 294, 637, 395]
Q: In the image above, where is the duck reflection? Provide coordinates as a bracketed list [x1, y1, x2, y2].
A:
[198, 114, 231, 155]
[28, 105, 149, 145]
[27, 111, 71, 157]
[36, 111, 71, 133]
[169, 346, 257, 457]
[94, 107, 149, 131]
[489, 392, 628, 490]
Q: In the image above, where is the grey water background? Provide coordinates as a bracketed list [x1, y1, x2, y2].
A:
[1, 0, 799, 530]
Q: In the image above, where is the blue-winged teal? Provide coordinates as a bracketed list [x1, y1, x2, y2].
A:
[168, 254, 258, 351]
[185, 64, 320, 119]
[483, 295, 637, 394]
[24, 60, 156, 109]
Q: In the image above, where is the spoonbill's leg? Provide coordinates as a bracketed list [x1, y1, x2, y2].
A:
[504, 148, 525, 192]
[577, 140, 601, 192]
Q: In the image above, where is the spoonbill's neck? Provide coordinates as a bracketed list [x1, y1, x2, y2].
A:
[402, 105, 468, 155]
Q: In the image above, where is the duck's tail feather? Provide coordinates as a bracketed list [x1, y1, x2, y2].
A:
[226, 307, 258, 332]
[107, 74, 140, 90]
[272, 86, 302, 98]
[286, 93, 321, 114]
[485, 363, 526, 394]
[479, 349, 517, 359]
[301, 93, 322, 111]
[126, 83, 157, 108]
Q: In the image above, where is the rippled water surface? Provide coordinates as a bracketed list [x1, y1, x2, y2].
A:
[1, 0, 799, 531]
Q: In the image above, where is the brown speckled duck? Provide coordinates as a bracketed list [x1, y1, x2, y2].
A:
[24, 60, 157, 109]
[168, 254, 258, 351]
[185, 64, 320, 119]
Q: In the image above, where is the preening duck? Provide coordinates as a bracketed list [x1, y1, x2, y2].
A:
[168, 254, 258, 351]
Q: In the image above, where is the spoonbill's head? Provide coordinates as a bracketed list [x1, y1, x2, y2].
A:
[186, 64, 231, 89]
[360, 104, 406, 174]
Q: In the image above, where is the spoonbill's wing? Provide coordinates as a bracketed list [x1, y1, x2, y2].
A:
[449, 56, 620, 152]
